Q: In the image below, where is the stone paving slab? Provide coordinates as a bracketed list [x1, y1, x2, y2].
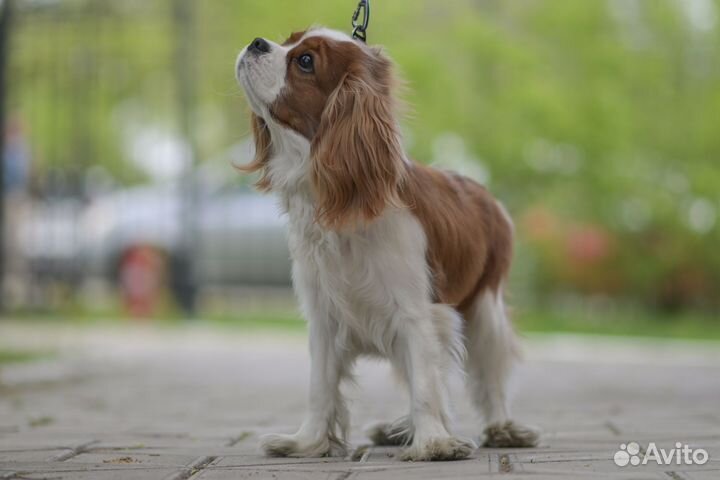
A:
[1, 323, 719, 479]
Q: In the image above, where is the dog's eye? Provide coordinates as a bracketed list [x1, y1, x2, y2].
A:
[297, 54, 314, 73]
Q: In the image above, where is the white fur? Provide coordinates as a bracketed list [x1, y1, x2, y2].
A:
[303, 27, 355, 43]
[465, 290, 517, 425]
[237, 28, 535, 461]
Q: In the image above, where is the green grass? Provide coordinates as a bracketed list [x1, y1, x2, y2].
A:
[204, 305, 720, 341]
[204, 309, 306, 332]
[206, 306, 720, 341]
[6, 304, 719, 341]
[514, 308, 720, 340]
[0, 349, 49, 365]
[8, 307, 307, 332]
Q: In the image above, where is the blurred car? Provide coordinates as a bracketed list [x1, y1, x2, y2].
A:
[18, 142, 292, 309]
[82, 150, 292, 296]
[84, 180, 290, 278]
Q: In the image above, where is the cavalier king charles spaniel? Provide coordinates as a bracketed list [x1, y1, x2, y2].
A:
[236, 27, 539, 461]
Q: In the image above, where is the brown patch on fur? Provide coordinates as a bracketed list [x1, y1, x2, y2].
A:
[402, 165, 513, 315]
[235, 113, 273, 191]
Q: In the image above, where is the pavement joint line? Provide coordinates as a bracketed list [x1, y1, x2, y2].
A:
[334, 471, 354, 480]
[209, 459, 351, 469]
[164, 455, 217, 480]
[528, 456, 611, 464]
[0, 449, 68, 454]
[48, 440, 99, 462]
[4, 466, 179, 474]
[208, 466, 390, 474]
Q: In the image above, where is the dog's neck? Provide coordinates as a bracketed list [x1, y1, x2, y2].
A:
[264, 122, 314, 211]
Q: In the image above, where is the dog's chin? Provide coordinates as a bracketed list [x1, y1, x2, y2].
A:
[237, 71, 266, 118]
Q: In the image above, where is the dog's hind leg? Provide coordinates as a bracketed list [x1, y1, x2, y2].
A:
[465, 289, 539, 448]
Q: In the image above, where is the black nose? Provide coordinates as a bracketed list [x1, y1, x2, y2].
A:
[248, 37, 270, 55]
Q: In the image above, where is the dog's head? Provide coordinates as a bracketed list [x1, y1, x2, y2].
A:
[236, 27, 406, 228]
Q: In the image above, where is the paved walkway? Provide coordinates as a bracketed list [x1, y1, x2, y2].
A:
[1, 322, 719, 479]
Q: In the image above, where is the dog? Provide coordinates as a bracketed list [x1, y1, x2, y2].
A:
[235, 27, 539, 461]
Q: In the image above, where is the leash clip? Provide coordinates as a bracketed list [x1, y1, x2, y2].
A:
[352, 0, 370, 43]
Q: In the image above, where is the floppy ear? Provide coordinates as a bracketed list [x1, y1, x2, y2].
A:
[236, 113, 272, 191]
[310, 50, 406, 229]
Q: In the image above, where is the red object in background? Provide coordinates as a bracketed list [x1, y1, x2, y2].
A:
[566, 226, 612, 264]
[119, 246, 164, 319]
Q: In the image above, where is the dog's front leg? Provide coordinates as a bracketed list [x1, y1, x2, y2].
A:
[261, 318, 349, 458]
[394, 310, 476, 461]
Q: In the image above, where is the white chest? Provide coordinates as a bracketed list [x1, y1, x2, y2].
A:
[283, 195, 431, 348]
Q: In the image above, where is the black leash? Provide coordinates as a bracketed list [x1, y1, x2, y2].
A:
[351, 0, 370, 43]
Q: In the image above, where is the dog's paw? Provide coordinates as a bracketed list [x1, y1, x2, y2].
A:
[261, 433, 303, 457]
[260, 433, 347, 458]
[400, 436, 476, 461]
[483, 421, 539, 448]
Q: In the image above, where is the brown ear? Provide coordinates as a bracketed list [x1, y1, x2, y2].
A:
[310, 51, 406, 229]
[236, 113, 272, 191]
